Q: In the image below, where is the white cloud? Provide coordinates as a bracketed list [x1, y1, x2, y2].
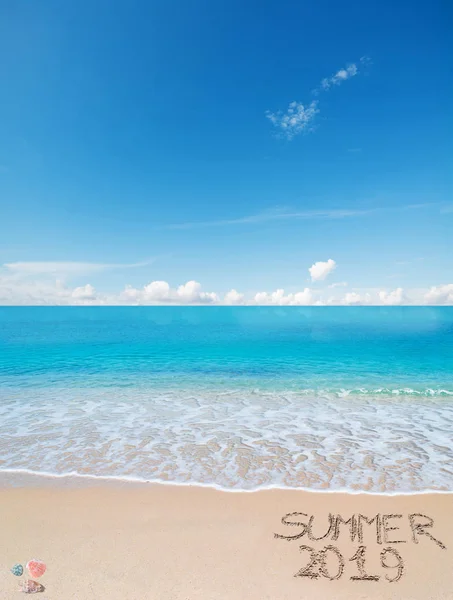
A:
[1, 262, 452, 306]
[424, 284, 453, 305]
[378, 288, 407, 306]
[309, 259, 336, 282]
[320, 63, 358, 91]
[0, 275, 110, 306]
[266, 100, 319, 140]
[143, 280, 171, 301]
[4, 259, 154, 277]
[341, 292, 371, 305]
[266, 56, 369, 139]
[253, 288, 313, 306]
[177, 281, 219, 304]
[328, 281, 348, 288]
[121, 285, 141, 302]
[72, 284, 96, 300]
[224, 289, 245, 305]
[315, 57, 369, 94]
[120, 280, 219, 305]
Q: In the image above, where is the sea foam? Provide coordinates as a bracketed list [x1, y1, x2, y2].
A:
[0, 386, 452, 492]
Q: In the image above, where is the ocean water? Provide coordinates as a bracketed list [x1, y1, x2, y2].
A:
[0, 306, 452, 493]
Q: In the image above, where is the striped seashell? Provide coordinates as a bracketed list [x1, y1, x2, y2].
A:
[18, 579, 45, 593]
[26, 560, 46, 579]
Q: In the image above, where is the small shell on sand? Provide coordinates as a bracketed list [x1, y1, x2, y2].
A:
[11, 564, 24, 576]
[26, 560, 46, 579]
[18, 579, 45, 594]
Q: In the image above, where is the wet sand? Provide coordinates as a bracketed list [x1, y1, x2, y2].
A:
[0, 483, 452, 599]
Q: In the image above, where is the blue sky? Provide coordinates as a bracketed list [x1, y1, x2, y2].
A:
[0, 0, 451, 305]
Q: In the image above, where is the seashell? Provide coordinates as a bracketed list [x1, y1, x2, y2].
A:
[11, 563, 24, 576]
[26, 560, 46, 579]
[18, 579, 45, 593]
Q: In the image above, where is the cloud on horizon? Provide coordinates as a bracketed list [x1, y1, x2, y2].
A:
[379, 287, 407, 306]
[1, 274, 452, 306]
[341, 292, 372, 306]
[121, 280, 219, 305]
[424, 284, 453, 305]
[1, 256, 451, 306]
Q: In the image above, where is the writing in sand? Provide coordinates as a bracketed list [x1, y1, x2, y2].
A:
[274, 512, 446, 583]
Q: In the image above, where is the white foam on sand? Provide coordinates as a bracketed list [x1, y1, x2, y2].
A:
[0, 386, 452, 493]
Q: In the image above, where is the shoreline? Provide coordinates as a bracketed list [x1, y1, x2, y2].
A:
[1, 468, 452, 495]
[3, 385, 452, 492]
[0, 483, 452, 599]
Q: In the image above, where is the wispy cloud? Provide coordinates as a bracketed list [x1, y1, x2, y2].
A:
[165, 207, 375, 230]
[314, 56, 370, 95]
[328, 281, 348, 289]
[3, 259, 154, 277]
[403, 202, 438, 210]
[318, 63, 358, 92]
[266, 56, 370, 140]
[266, 100, 319, 140]
[164, 201, 443, 231]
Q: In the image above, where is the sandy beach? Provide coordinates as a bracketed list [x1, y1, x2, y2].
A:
[0, 482, 451, 599]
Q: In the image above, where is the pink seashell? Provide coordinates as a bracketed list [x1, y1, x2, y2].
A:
[26, 560, 46, 579]
[18, 579, 45, 593]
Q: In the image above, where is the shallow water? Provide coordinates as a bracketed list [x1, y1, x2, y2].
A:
[0, 307, 452, 492]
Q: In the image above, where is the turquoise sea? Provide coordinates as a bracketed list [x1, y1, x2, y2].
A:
[0, 307, 452, 492]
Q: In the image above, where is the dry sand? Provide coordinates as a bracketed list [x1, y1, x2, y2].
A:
[0, 482, 452, 599]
